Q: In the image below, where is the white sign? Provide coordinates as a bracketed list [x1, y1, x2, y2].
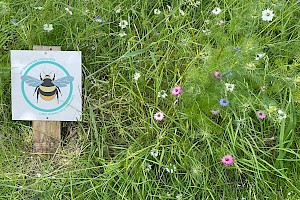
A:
[11, 50, 82, 121]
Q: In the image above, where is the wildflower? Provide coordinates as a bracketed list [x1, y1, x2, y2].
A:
[246, 62, 256, 70]
[145, 164, 152, 172]
[278, 110, 287, 120]
[167, 5, 172, 11]
[65, 7, 72, 15]
[150, 149, 159, 157]
[43, 24, 53, 32]
[267, 105, 277, 114]
[225, 83, 235, 92]
[211, 110, 220, 115]
[114, 6, 121, 14]
[118, 32, 127, 37]
[219, 98, 229, 106]
[94, 16, 104, 23]
[262, 9, 275, 21]
[233, 47, 241, 53]
[34, 6, 43, 10]
[204, 19, 210, 24]
[176, 194, 182, 200]
[256, 110, 266, 119]
[11, 18, 18, 26]
[158, 90, 167, 98]
[165, 164, 176, 173]
[133, 72, 141, 81]
[255, 53, 265, 60]
[36, 173, 41, 177]
[171, 86, 182, 96]
[212, 7, 222, 15]
[214, 71, 220, 79]
[119, 19, 128, 29]
[202, 29, 211, 35]
[83, 9, 90, 15]
[221, 154, 234, 166]
[216, 19, 225, 26]
[154, 9, 161, 15]
[154, 112, 164, 121]
[260, 86, 266, 91]
[179, 9, 185, 16]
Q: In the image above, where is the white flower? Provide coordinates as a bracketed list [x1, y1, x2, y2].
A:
[202, 29, 211, 35]
[34, 6, 43, 10]
[212, 7, 222, 15]
[225, 83, 235, 92]
[194, 1, 200, 7]
[165, 164, 176, 173]
[145, 164, 152, 172]
[287, 192, 292, 196]
[115, 6, 121, 14]
[83, 9, 90, 15]
[133, 72, 141, 81]
[65, 7, 72, 15]
[118, 32, 127, 37]
[176, 194, 182, 200]
[179, 9, 185, 16]
[167, 5, 172, 11]
[36, 173, 41, 177]
[150, 149, 159, 157]
[262, 9, 275, 21]
[158, 90, 167, 98]
[255, 53, 265, 60]
[43, 24, 53, 32]
[119, 19, 128, 29]
[278, 110, 287, 120]
[216, 19, 225, 26]
[154, 9, 161, 15]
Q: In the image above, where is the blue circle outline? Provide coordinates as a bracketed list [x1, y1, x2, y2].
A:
[21, 60, 73, 113]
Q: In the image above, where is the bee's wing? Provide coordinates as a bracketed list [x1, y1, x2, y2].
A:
[21, 75, 43, 87]
[53, 76, 74, 87]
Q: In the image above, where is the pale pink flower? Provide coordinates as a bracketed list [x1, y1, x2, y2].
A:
[256, 110, 266, 119]
[214, 71, 220, 79]
[221, 154, 234, 166]
[211, 110, 220, 115]
[172, 86, 182, 96]
[154, 112, 164, 121]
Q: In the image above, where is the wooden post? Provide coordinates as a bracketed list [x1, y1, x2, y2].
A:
[32, 45, 61, 154]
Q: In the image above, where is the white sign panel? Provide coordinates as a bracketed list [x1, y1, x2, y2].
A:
[11, 50, 82, 121]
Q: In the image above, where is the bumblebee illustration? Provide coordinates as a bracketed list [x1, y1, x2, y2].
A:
[21, 73, 74, 103]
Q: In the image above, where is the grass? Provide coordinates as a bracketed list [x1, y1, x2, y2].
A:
[0, 0, 300, 199]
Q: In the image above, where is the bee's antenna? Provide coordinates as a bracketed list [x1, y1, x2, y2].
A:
[49, 71, 53, 75]
[42, 71, 46, 75]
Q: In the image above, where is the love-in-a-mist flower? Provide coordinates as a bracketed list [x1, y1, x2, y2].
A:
[43, 24, 53, 32]
[150, 149, 159, 157]
[212, 7, 222, 15]
[154, 112, 164, 121]
[119, 19, 128, 29]
[133, 72, 141, 81]
[214, 71, 220, 79]
[158, 90, 167, 98]
[278, 110, 287, 120]
[114, 6, 121, 13]
[262, 9, 275, 21]
[172, 86, 182, 96]
[211, 110, 220, 115]
[94, 16, 104, 24]
[179, 9, 185, 16]
[255, 53, 265, 60]
[260, 86, 266, 91]
[219, 98, 229, 106]
[225, 83, 235, 92]
[221, 154, 234, 166]
[154, 9, 161, 15]
[256, 110, 266, 119]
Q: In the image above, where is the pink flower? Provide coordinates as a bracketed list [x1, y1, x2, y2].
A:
[214, 71, 220, 79]
[154, 112, 164, 121]
[221, 154, 234, 166]
[171, 86, 182, 96]
[256, 110, 266, 119]
[211, 110, 220, 115]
